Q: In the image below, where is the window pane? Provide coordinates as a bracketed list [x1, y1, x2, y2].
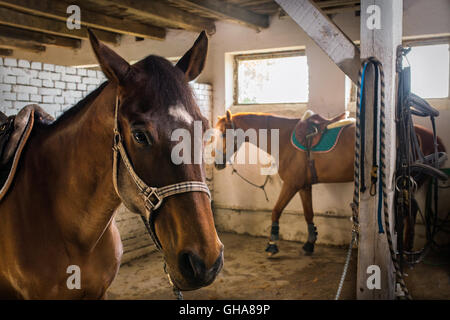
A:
[408, 44, 449, 99]
[237, 55, 309, 104]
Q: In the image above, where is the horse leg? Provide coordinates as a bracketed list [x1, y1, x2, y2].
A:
[265, 183, 298, 257]
[299, 185, 318, 255]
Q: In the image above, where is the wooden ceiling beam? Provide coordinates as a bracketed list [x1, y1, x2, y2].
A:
[93, 0, 216, 34]
[0, 36, 45, 53]
[0, 0, 165, 40]
[275, 0, 360, 83]
[171, 0, 269, 30]
[316, 0, 360, 9]
[323, 4, 360, 14]
[0, 7, 120, 44]
[0, 48, 13, 56]
[0, 25, 81, 49]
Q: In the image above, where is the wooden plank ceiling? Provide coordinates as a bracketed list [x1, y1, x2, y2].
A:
[0, 0, 360, 56]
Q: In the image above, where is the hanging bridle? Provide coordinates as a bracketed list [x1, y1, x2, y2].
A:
[111, 95, 211, 251]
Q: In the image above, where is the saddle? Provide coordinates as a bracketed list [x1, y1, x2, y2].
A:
[0, 104, 54, 201]
[294, 111, 347, 149]
[292, 110, 350, 185]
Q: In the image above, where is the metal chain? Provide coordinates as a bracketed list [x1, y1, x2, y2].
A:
[335, 228, 357, 300]
[335, 58, 366, 301]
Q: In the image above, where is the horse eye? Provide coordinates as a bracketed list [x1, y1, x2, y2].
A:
[132, 131, 150, 145]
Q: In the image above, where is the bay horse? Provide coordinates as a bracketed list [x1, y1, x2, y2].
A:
[0, 31, 223, 299]
[214, 110, 445, 256]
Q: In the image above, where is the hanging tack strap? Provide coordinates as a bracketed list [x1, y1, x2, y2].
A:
[347, 58, 412, 300]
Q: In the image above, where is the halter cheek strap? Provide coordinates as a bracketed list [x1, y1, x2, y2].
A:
[111, 96, 211, 251]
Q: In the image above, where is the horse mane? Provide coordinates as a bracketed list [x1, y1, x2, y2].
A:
[48, 55, 205, 129]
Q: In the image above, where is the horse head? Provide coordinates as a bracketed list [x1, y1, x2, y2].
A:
[88, 30, 223, 291]
[213, 110, 239, 170]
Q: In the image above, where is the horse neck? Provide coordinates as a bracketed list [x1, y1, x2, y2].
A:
[37, 83, 121, 251]
[233, 113, 297, 155]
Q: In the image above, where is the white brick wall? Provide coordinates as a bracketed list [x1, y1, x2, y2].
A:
[0, 57, 214, 263]
[0, 58, 107, 118]
[190, 82, 214, 195]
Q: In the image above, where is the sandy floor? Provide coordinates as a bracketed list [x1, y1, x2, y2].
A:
[108, 232, 450, 300]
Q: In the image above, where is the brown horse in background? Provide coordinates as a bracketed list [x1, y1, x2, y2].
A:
[0, 31, 223, 299]
[214, 110, 445, 255]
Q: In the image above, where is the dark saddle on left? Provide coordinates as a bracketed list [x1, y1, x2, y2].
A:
[0, 104, 54, 201]
[294, 112, 346, 149]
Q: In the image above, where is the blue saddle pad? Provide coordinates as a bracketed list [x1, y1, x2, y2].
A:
[291, 126, 345, 153]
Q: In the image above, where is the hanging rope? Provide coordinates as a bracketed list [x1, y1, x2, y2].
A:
[340, 58, 412, 300]
[373, 58, 412, 299]
[367, 58, 412, 299]
[336, 59, 366, 300]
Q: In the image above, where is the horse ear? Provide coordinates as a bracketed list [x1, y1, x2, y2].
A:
[176, 31, 208, 82]
[88, 29, 130, 84]
[226, 110, 232, 122]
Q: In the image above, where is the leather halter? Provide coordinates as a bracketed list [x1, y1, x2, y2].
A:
[111, 96, 211, 251]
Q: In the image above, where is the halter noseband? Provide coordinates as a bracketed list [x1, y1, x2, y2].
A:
[111, 96, 211, 251]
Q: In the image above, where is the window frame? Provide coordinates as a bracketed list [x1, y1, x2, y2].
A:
[403, 37, 450, 100]
[346, 37, 450, 112]
[233, 50, 308, 106]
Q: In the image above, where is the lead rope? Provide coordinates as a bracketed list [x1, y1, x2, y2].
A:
[336, 58, 411, 300]
[231, 162, 270, 201]
[228, 119, 271, 201]
[374, 58, 412, 300]
[335, 59, 365, 300]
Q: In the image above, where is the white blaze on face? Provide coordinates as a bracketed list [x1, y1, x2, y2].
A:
[168, 103, 193, 125]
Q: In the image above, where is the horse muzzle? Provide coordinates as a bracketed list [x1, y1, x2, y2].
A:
[176, 247, 224, 290]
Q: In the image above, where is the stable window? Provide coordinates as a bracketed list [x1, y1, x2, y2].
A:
[234, 51, 309, 105]
[406, 42, 449, 99]
[346, 40, 449, 111]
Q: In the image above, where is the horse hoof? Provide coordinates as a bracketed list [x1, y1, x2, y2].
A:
[302, 242, 315, 255]
[265, 242, 279, 257]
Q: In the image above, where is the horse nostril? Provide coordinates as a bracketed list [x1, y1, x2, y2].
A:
[179, 251, 206, 280]
[178, 250, 223, 288]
